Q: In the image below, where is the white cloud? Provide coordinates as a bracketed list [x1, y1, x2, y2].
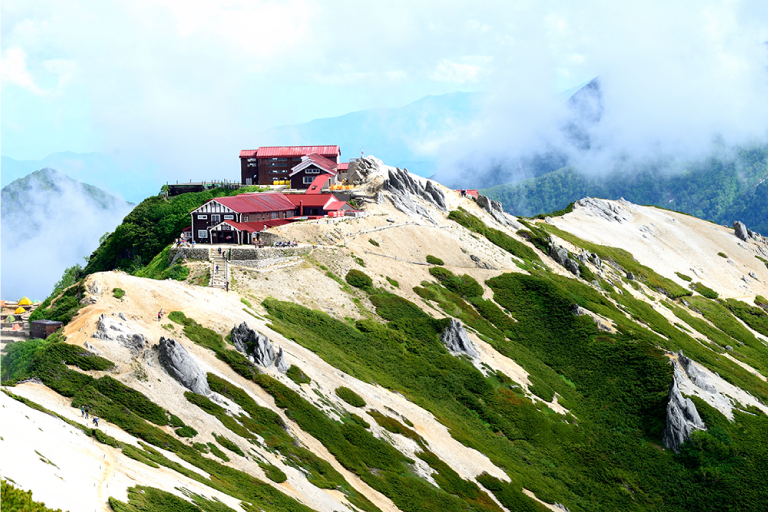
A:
[430, 57, 493, 84]
[2, 47, 44, 94]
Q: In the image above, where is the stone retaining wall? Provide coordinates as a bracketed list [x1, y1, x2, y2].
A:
[228, 246, 310, 261]
[229, 256, 303, 269]
[169, 247, 210, 262]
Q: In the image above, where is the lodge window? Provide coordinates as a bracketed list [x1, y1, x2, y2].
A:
[198, 230, 208, 238]
[211, 214, 220, 223]
[271, 212, 279, 219]
[197, 215, 207, 219]
[270, 170, 282, 174]
[303, 176, 315, 184]
[244, 215, 250, 222]
[224, 215, 234, 220]
[305, 168, 320, 174]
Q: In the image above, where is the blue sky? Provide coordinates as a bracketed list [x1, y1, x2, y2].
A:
[3, 1, 768, 176]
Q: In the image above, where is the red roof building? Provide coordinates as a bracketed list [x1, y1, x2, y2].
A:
[289, 153, 339, 190]
[305, 175, 333, 194]
[189, 193, 298, 244]
[284, 193, 351, 217]
[240, 146, 340, 186]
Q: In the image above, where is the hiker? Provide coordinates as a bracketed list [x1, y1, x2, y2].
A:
[85, 406, 89, 419]
[158, 309, 163, 322]
[225, 281, 229, 292]
[215, 264, 219, 274]
[81, 405, 85, 417]
[218, 247, 222, 255]
[93, 417, 99, 427]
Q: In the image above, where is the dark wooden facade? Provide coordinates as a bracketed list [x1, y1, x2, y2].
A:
[290, 165, 337, 190]
[190, 196, 297, 244]
[30, 320, 63, 339]
[240, 147, 341, 186]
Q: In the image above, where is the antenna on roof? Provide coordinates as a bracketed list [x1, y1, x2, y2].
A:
[360, 147, 364, 158]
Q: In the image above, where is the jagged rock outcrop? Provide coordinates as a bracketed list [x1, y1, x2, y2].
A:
[548, 241, 581, 277]
[734, 221, 750, 241]
[83, 341, 100, 355]
[274, 347, 289, 373]
[87, 280, 102, 296]
[440, 319, 479, 358]
[476, 194, 522, 230]
[383, 167, 447, 224]
[662, 372, 706, 453]
[231, 322, 283, 368]
[156, 337, 210, 395]
[470, 254, 497, 270]
[677, 351, 717, 394]
[575, 197, 631, 223]
[92, 314, 146, 354]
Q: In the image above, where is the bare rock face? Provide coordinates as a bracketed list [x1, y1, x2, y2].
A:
[662, 374, 706, 453]
[440, 319, 479, 358]
[274, 347, 289, 373]
[548, 241, 581, 277]
[382, 167, 447, 224]
[575, 197, 631, 223]
[157, 337, 211, 395]
[92, 314, 146, 354]
[677, 351, 717, 394]
[476, 195, 522, 230]
[231, 322, 277, 368]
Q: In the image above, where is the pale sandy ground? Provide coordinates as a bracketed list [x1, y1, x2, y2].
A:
[550, 200, 768, 301]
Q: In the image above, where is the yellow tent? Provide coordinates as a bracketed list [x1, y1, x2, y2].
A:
[14, 307, 25, 314]
[18, 297, 32, 306]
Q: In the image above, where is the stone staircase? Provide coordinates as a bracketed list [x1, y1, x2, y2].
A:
[209, 249, 228, 289]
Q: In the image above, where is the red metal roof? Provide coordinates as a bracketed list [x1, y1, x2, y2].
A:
[305, 175, 332, 194]
[215, 193, 295, 213]
[284, 193, 346, 211]
[239, 150, 257, 158]
[305, 153, 338, 173]
[338, 162, 349, 170]
[255, 146, 340, 158]
[220, 219, 291, 233]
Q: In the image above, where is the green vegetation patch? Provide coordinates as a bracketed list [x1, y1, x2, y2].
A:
[213, 433, 244, 456]
[428, 266, 483, 299]
[29, 281, 87, 325]
[168, 312, 225, 351]
[109, 484, 240, 512]
[690, 282, 719, 299]
[448, 208, 541, 263]
[260, 462, 288, 483]
[368, 238, 380, 247]
[723, 298, 768, 337]
[175, 426, 198, 438]
[386, 276, 400, 288]
[718, 251, 728, 258]
[345, 269, 372, 289]
[368, 410, 425, 449]
[426, 255, 444, 265]
[2, 479, 64, 512]
[675, 272, 692, 282]
[113, 287, 126, 299]
[286, 364, 311, 385]
[134, 245, 190, 282]
[335, 386, 366, 407]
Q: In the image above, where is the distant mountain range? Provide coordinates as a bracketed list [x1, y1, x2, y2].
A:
[1, 169, 134, 300]
[259, 91, 483, 176]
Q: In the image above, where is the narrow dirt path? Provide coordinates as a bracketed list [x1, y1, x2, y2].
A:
[95, 443, 117, 511]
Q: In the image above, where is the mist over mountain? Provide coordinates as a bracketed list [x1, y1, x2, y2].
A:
[1, 169, 134, 300]
[259, 91, 483, 176]
[2, 152, 160, 204]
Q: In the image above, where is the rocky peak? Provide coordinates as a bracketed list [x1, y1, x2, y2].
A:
[440, 319, 479, 358]
[156, 337, 211, 395]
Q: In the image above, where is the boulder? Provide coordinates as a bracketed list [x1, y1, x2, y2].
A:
[87, 280, 102, 296]
[548, 241, 580, 278]
[476, 194, 522, 230]
[157, 337, 211, 395]
[440, 319, 480, 358]
[92, 314, 146, 354]
[734, 221, 749, 241]
[662, 375, 706, 453]
[231, 322, 276, 367]
[274, 347, 289, 373]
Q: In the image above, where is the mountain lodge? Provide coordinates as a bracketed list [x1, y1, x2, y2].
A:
[240, 146, 341, 186]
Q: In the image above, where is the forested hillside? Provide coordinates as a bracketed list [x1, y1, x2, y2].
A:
[482, 143, 768, 234]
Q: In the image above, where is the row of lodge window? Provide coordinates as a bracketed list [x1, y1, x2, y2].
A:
[269, 169, 287, 174]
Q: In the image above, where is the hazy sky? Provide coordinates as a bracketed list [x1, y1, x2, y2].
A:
[3, 1, 768, 176]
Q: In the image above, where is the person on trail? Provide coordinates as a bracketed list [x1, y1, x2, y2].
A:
[158, 309, 163, 322]
[218, 247, 222, 255]
[93, 417, 99, 427]
[81, 405, 85, 417]
[85, 406, 89, 419]
[225, 281, 229, 292]
[215, 264, 219, 274]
